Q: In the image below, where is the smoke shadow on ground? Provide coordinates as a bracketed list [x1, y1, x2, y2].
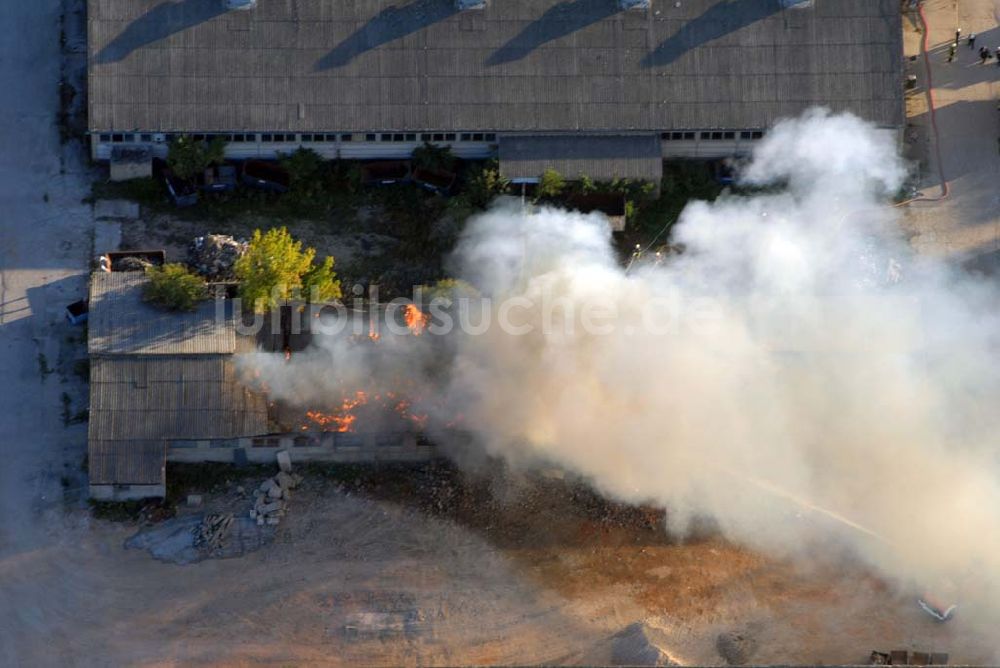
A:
[93, 0, 227, 64]
[297, 459, 720, 551]
[314, 0, 459, 70]
[485, 0, 621, 66]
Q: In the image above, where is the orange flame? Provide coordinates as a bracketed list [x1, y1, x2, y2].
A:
[304, 391, 369, 432]
[404, 304, 429, 336]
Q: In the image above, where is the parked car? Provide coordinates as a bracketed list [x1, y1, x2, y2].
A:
[241, 160, 290, 193]
[199, 163, 238, 192]
[709, 157, 743, 185]
[412, 166, 457, 194]
[361, 160, 411, 186]
[162, 168, 199, 207]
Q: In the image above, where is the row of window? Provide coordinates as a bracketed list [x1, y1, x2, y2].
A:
[250, 434, 428, 448]
[661, 130, 764, 141]
[97, 131, 498, 144]
[98, 130, 762, 145]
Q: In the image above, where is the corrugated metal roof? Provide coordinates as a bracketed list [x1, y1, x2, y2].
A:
[89, 439, 165, 486]
[88, 272, 237, 355]
[87, 0, 903, 133]
[499, 134, 662, 182]
[88, 355, 270, 442]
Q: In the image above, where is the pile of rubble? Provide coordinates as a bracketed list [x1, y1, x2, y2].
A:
[187, 234, 247, 279]
[192, 512, 234, 553]
[113, 255, 153, 272]
[250, 469, 302, 526]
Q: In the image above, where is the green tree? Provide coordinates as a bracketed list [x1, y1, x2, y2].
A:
[279, 147, 326, 197]
[142, 263, 208, 311]
[411, 142, 456, 172]
[234, 227, 342, 312]
[536, 168, 565, 200]
[464, 160, 509, 208]
[167, 135, 226, 180]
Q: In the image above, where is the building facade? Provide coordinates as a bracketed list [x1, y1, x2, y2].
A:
[87, 0, 904, 183]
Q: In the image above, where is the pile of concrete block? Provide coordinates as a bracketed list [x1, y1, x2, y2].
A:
[250, 470, 301, 526]
[193, 513, 234, 552]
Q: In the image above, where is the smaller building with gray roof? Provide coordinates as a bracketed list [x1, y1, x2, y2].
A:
[87, 271, 269, 500]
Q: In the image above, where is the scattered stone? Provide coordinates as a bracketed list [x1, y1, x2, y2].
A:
[258, 501, 283, 515]
[716, 630, 758, 665]
[248, 466, 302, 528]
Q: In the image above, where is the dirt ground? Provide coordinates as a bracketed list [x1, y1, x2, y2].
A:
[118, 188, 465, 299]
[97, 462, 983, 667]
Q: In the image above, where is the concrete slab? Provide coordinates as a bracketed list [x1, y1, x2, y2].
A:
[94, 199, 139, 220]
[94, 219, 122, 255]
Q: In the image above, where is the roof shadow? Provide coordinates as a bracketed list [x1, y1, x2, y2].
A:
[486, 0, 620, 66]
[94, 0, 228, 64]
[315, 0, 459, 71]
[641, 0, 784, 68]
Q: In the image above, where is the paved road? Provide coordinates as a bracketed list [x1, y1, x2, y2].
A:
[0, 0, 96, 663]
[901, 0, 1000, 266]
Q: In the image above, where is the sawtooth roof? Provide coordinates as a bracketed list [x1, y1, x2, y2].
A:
[87, 0, 904, 133]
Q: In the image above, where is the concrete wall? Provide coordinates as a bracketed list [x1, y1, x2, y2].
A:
[661, 136, 759, 159]
[90, 136, 494, 163]
[167, 431, 439, 466]
[89, 483, 166, 501]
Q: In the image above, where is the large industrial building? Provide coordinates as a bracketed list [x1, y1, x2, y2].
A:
[87, 0, 904, 184]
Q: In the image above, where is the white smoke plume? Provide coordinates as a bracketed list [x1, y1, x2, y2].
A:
[240, 109, 1000, 621]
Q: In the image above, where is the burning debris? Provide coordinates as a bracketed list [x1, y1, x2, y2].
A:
[403, 304, 429, 336]
[301, 390, 428, 433]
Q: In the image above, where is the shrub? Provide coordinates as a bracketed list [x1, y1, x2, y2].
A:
[280, 147, 326, 197]
[536, 168, 565, 200]
[463, 160, 509, 208]
[143, 263, 208, 311]
[167, 135, 226, 180]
